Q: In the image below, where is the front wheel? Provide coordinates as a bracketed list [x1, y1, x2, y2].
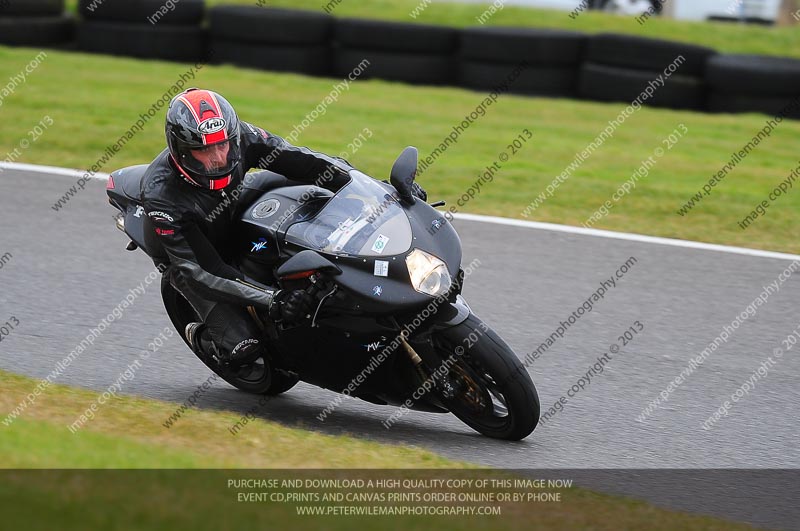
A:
[429, 313, 539, 440]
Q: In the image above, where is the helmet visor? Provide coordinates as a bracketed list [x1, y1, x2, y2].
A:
[176, 136, 241, 179]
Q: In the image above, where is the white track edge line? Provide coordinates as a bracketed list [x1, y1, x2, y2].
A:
[0, 161, 110, 180]
[4, 161, 798, 262]
[454, 213, 800, 262]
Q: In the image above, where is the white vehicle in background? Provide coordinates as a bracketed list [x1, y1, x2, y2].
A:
[452, 0, 781, 22]
[601, 0, 653, 15]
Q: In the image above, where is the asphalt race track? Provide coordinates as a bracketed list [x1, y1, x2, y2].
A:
[1, 168, 798, 529]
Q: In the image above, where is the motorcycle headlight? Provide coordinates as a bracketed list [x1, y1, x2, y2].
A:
[406, 249, 452, 297]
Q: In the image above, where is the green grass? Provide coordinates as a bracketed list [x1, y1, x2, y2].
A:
[0, 369, 453, 469]
[62, 0, 800, 58]
[2, 418, 208, 468]
[2, 46, 798, 253]
[0, 369, 764, 530]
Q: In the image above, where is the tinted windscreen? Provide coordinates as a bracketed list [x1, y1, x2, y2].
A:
[285, 171, 412, 257]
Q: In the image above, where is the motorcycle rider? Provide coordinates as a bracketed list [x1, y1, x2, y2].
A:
[141, 88, 425, 366]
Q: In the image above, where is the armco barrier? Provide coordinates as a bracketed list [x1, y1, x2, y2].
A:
[1, 1, 799, 119]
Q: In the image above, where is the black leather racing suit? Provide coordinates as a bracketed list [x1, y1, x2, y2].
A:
[140, 121, 353, 362]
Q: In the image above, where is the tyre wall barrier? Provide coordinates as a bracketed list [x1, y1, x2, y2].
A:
[578, 33, 715, 110]
[333, 17, 459, 86]
[1, 2, 798, 119]
[706, 54, 800, 119]
[208, 6, 333, 76]
[74, 0, 206, 62]
[0, 0, 73, 47]
[459, 26, 585, 98]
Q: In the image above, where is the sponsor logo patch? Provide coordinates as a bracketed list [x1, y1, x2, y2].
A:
[147, 210, 174, 222]
[198, 117, 226, 134]
[231, 338, 259, 356]
[374, 260, 389, 277]
[371, 234, 390, 254]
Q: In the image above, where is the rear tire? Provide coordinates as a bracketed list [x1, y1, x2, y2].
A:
[430, 313, 539, 440]
[161, 277, 299, 396]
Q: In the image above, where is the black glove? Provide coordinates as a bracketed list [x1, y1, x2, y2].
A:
[411, 182, 427, 202]
[269, 289, 315, 324]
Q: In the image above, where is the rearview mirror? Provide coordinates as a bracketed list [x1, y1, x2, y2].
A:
[390, 146, 418, 204]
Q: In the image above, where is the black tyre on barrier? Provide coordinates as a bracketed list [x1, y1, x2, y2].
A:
[459, 60, 577, 97]
[0, 15, 74, 46]
[460, 26, 586, 65]
[585, 33, 716, 77]
[706, 54, 800, 97]
[212, 39, 331, 77]
[78, 0, 205, 25]
[209, 6, 332, 45]
[77, 21, 206, 62]
[578, 62, 706, 110]
[335, 47, 454, 85]
[334, 18, 458, 54]
[0, 0, 64, 16]
[708, 93, 800, 120]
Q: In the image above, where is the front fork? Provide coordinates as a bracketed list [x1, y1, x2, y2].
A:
[392, 295, 473, 400]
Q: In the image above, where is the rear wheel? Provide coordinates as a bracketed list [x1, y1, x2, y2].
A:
[429, 313, 539, 440]
[161, 277, 299, 396]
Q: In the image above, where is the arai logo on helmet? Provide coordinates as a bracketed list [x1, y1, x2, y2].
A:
[198, 118, 226, 134]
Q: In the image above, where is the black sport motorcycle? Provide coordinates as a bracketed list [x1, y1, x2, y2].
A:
[107, 147, 539, 440]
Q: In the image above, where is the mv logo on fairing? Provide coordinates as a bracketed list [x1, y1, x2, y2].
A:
[198, 118, 226, 134]
[251, 237, 268, 253]
[363, 340, 386, 352]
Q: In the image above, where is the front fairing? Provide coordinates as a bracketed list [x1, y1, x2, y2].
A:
[281, 171, 463, 313]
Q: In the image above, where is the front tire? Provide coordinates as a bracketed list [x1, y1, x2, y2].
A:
[430, 313, 539, 440]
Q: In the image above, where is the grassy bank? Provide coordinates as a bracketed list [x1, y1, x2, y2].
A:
[0, 370, 762, 530]
[0, 370, 453, 469]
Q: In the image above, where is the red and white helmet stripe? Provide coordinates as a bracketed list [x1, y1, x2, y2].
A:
[176, 89, 229, 146]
